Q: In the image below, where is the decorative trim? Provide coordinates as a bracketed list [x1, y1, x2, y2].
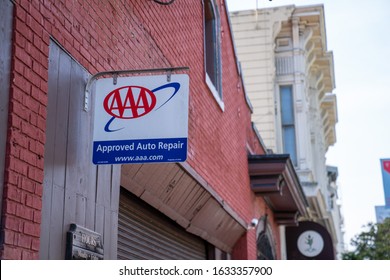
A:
[248, 154, 308, 225]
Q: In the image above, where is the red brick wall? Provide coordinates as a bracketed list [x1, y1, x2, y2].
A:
[1, 0, 48, 259]
[1, 0, 273, 259]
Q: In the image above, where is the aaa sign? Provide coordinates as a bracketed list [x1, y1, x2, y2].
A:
[92, 74, 189, 165]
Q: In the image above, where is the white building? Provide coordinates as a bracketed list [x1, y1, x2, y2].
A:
[230, 5, 344, 258]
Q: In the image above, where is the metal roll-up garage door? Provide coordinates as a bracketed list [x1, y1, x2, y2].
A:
[118, 188, 207, 260]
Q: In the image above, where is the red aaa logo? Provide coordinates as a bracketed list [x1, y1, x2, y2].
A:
[103, 86, 156, 119]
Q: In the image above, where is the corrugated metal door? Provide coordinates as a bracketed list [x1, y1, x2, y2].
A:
[118, 189, 207, 260]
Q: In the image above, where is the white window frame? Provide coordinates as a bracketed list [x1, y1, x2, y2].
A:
[203, 0, 224, 111]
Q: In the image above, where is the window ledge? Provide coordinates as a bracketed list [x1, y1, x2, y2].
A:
[206, 74, 224, 111]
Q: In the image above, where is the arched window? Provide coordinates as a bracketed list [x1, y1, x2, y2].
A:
[256, 216, 276, 260]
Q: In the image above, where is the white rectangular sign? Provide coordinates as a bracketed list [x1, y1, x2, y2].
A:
[92, 74, 189, 164]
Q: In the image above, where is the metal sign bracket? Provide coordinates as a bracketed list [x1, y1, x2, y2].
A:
[83, 66, 189, 111]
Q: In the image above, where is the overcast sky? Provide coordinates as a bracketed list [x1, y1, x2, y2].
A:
[226, 0, 390, 249]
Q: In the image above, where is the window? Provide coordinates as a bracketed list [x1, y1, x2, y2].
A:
[280, 85, 297, 165]
[257, 232, 275, 260]
[204, 0, 223, 109]
[256, 216, 275, 260]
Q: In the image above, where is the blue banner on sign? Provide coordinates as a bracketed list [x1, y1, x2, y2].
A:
[93, 138, 187, 165]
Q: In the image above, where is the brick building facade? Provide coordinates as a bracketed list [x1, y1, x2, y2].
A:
[0, 0, 307, 260]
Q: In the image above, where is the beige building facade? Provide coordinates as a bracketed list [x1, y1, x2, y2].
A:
[230, 5, 344, 258]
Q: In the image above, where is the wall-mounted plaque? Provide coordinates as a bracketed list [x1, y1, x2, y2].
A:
[66, 224, 104, 260]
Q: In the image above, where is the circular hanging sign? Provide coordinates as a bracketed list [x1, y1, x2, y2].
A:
[297, 230, 324, 257]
